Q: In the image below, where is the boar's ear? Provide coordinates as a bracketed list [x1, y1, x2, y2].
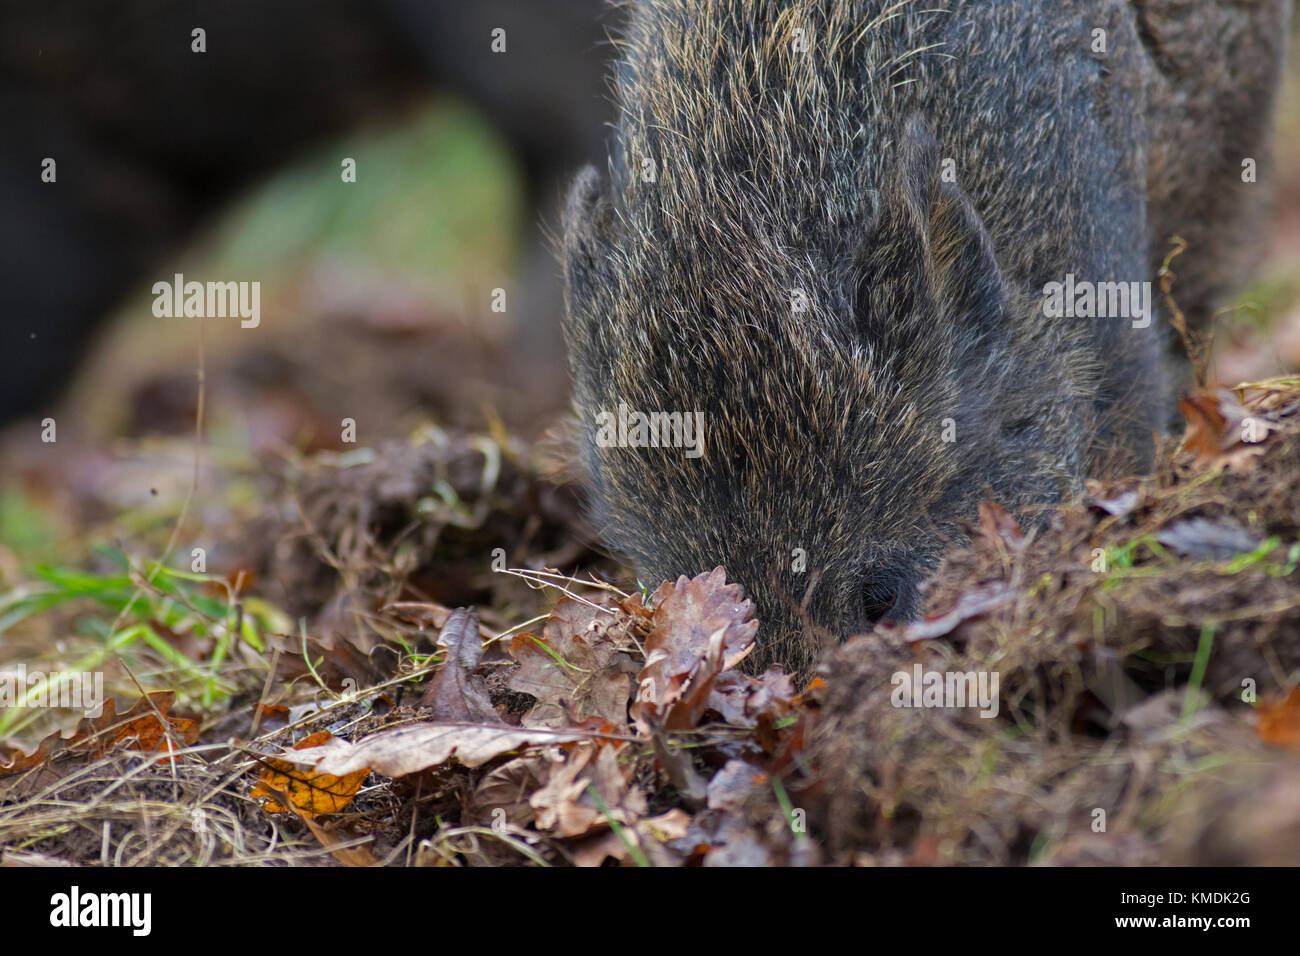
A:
[857, 115, 939, 343]
[928, 177, 1007, 335]
[888, 113, 941, 243]
[561, 166, 616, 328]
[857, 115, 1005, 345]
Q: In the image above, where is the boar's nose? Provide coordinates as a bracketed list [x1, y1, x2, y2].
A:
[856, 571, 921, 633]
[860, 580, 901, 629]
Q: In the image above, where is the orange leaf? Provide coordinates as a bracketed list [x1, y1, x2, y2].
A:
[1179, 391, 1229, 460]
[1179, 388, 1268, 470]
[0, 691, 197, 780]
[1257, 686, 1300, 751]
[253, 730, 368, 817]
[105, 692, 199, 756]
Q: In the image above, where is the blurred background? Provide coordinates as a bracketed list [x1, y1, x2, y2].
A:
[0, 0, 614, 437]
[0, 0, 614, 571]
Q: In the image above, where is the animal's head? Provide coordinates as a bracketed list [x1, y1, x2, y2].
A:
[561, 113, 1075, 679]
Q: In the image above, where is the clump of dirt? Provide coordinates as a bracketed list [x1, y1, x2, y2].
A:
[813, 382, 1300, 865]
[232, 425, 617, 688]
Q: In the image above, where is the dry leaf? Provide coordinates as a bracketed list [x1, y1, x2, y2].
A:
[1085, 482, 1141, 518]
[1154, 517, 1261, 561]
[299, 815, 379, 867]
[252, 730, 368, 817]
[705, 668, 797, 728]
[531, 742, 645, 839]
[1257, 686, 1300, 751]
[104, 692, 199, 755]
[570, 809, 693, 867]
[0, 691, 197, 783]
[633, 568, 758, 731]
[508, 596, 639, 728]
[706, 759, 767, 813]
[877, 583, 1014, 643]
[420, 607, 500, 723]
[1180, 388, 1268, 470]
[279, 722, 589, 778]
[471, 755, 548, 828]
[1180, 391, 1231, 459]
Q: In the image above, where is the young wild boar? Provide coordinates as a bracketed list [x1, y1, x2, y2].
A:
[561, 0, 1290, 679]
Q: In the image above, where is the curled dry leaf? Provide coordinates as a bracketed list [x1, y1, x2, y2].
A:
[706, 667, 798, 729]
[89, 691, 199, 756]
[1180, 388, 1269, 470]
[877, 583, 1014, 643]
[570, 809, 693, 867]
[530, 741, 645, 839]
[471, 755, 548, 828]
[1084, 481, 1141, 518]
[420, 606, 501, 723]
[649, 728, 708, 806]
[706, 758, 768, 814]
[634, 567, 758, 731]
[0, 691, 198, 783]
[508, 595, 640, 728]
[299, 815, 380, 867]
[278, 722, 589, 778]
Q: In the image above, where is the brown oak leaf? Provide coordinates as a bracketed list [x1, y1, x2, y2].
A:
[508, 596, 640, 728]
[633, 568, 758, 731]
[530, 741, 645, 839]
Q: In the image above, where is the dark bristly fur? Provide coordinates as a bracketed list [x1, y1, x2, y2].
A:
[562, 0, 1290, 679]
